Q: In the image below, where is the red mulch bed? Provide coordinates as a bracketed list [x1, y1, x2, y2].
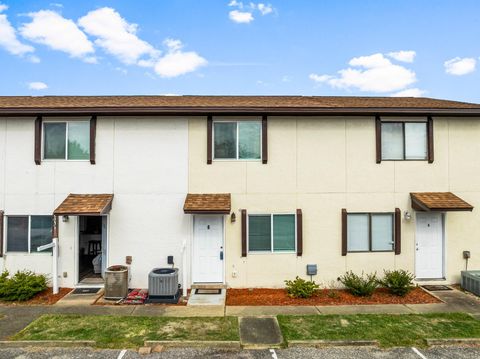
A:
[226, 287, 441, 306]
[0, 287, 72, 306]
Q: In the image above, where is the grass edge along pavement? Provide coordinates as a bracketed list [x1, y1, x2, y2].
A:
[11, 314, 239, 349]
[277, 312, 480, 348]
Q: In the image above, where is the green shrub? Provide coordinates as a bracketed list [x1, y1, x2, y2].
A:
[338, 271, 378, 297]
[285, 276, 320, 298]
[378, 269, 415, 296]
[0, 270, 48, 301]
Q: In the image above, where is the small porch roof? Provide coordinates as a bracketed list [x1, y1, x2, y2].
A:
[183, 193, 231, 214]
[54, 194, 114, 215]
[410, 192, 473, 212]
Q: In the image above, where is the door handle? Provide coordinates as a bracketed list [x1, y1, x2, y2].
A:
[220, 251, 224, 260]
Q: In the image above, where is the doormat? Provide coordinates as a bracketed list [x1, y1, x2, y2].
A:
[422, 285, 452, 291]
[72, 287, 101, 295]
[195, 288, 222, 295]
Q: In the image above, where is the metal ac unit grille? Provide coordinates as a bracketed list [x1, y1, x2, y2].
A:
[148, 268, 179, 296]
[461, 270, 480, 296]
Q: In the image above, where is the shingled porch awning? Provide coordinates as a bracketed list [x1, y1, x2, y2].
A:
[183, 193, 231, 214]
[54, 194, 114, 215]
[410, 192, 473, 212]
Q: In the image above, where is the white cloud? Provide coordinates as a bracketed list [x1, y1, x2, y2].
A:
[228, 1, 274, 23]
[28, 81, 48, 90]
[444, 57, 476, 75]
[310, 52, 417, 93]
[229, 10, 254, 23]
[387, 50, 416, 63]
[153, 39, 207, 78]
[78, 7, 159, 65]
[0, 5, 35, 56]
[257, 3, 273, 15]
[20, 10, 94, 61]
[390, 88, 426, 97]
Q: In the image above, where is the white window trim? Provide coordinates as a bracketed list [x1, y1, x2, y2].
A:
[4, 215, 52, 255]
[381, 121, 428, 161]
[247, 212, 297, 254]
[212, 120, 262, 161]
[42, 120, 90, 162]
[346, 212, 395, 253]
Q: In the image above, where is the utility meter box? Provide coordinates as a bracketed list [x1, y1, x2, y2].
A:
[306, 264, 317, 276]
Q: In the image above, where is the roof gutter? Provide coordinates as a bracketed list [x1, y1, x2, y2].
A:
[1, 107, 480, 117]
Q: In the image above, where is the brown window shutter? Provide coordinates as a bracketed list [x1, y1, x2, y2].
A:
[375, 115, 381, 164]
[0, 210, 4, 257]
[34, 116, 42, 165]
[241, 209, 247, 257]
[395, 208, 401, 255]
[207, 115, 213, 164]
[296, 209, 303, 256]
[90, 115, 97, 165]
[427, 116, 434, 163]
[341, 208, 347, 256]
[262, 115, 268, 164]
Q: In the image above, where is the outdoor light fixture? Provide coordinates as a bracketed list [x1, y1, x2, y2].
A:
[62, 215, 69, 222]
[404, 211, 411, 221]
[230, 212, 236, 223]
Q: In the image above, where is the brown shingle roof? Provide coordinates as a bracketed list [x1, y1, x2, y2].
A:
[184, 193, 231, 214]
[410, 192, 473, 212]
[1, 96, 479, 116]
[54, 194, 114, 215]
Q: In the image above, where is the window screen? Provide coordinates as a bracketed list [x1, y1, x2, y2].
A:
[273, 214, 295, 251]
[214, 122, 237, 159]
[44, 123, 66, 159]
[7, 216, 29, 252]
[248, 215, 271, 251]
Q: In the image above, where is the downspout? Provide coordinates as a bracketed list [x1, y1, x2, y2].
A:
[52, 215, 59, 295]
[181, 239, 187, 298]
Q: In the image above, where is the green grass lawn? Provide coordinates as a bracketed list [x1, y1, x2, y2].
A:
[13, 315, 239, 348]
[278, 313, 480, 348]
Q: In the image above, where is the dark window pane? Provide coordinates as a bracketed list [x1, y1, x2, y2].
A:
[44, 123, 66, 159]
[31, 216, 53, 253]
[248, 215, 271, 251]
[214, 122, 237, 159]
[68, 122, 90, 160]
[239, 122, 261, 159]
[273, 214, 295, 251]
[7, 217, 28, 252]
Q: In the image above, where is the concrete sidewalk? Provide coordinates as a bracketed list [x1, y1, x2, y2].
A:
[0, 288, 478, 340]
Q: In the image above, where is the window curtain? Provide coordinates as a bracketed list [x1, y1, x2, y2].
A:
[381, 123, 403, 159]
[347, 214, 369, 251]
[405, 122, 427, 159]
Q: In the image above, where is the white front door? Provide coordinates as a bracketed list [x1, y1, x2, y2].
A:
[193, 215, 224, 283]
[415, 212, 444, 279]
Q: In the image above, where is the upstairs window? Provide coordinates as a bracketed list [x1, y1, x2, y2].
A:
[6, 215, 53, 253]
[347, 213, 394, 252]
[248, 214, 296, 253]
[213, 121, 261, 160]
[381, 121, 427, 160]
[44, 121, 90, 160]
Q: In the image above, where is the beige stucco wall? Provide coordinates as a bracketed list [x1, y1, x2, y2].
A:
[189, 116, 480, 288]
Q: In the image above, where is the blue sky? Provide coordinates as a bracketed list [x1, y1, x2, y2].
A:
[0, 0, 479, 103]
